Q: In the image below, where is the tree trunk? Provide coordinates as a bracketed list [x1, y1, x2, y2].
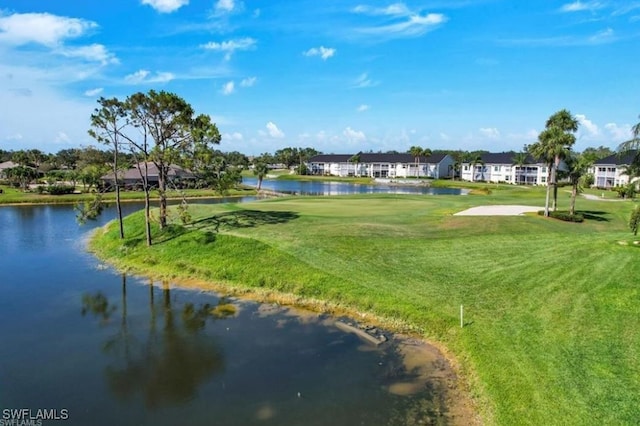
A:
[544, 166, 552, 217]
[144, 188, 152, 246]
[570, 183, 577, 216]
[552, 155, 560, 211]
[116, 182, 124, 239]
[257, 177, 263, 190]
[158, 169, 167, 229]
[113, 143, 124, 239]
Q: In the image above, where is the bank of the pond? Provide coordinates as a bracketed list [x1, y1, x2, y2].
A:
[89, 192, 640, 425]
[0, 185, 257, 205]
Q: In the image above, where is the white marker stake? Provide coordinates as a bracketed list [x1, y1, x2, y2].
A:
[460, 305, 464, 328]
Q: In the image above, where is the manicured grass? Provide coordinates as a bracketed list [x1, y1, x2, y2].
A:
[0, 184, 256, 205]
[90, 187, 640, 425]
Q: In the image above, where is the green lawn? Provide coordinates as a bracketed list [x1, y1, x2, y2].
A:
[0, 184, 256, 205]
[90, 185, 640, 425]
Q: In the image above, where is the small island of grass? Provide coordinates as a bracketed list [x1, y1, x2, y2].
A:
[90, 188, 640, 425]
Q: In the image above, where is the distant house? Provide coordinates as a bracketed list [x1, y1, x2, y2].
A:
[460, 152, 550, 185]
[308, 153, 454, 179]
[0, 161, 18, 179]
[591, 151, 639, 188]
[101, 162, 195, 188]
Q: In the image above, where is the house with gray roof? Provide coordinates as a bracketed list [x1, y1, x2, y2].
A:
[591, 151, 638, 188]
[101, 162, 195, 189]
[460, 152, 549, 185]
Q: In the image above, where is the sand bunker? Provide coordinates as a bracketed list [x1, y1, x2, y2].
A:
[454, 205, 542, 216]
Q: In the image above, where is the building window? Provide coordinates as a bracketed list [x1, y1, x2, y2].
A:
[598, 167, 606, 172]
[494, 166, 500, 172]
[608, 167, 616, 172]
[541, 167, 547, 173]
[464, 165, 469, 171]
[541, 177, 546, 183]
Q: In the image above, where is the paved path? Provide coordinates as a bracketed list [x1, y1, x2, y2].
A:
[454, 205, 542, 216]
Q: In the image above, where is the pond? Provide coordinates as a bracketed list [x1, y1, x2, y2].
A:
[0, 201, 466, 425]
[242, 177, 464, 196]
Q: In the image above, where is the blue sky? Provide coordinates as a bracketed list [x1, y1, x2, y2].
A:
[0, 0, 639, 155]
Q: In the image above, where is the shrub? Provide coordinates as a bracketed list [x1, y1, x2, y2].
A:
[47, 184, 76, 195]
[538, 210, 584, 222]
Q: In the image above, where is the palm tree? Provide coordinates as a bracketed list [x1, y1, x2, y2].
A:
[409, 146, 423, 178]
[422, 148, 432, 178]
[512, 151, 528, 185]
[253, 162, 268, 190]
[546, 109, 579, 210]
[469, 154, 484, 182]
[348, 153, 361, 177]
[565, 152, 592, 216]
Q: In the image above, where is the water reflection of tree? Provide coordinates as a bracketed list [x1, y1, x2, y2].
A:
[82, 276, 226, 408]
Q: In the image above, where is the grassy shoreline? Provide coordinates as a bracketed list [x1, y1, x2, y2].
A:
[0, 185, 257, 205]
[88, 187, 640, 424]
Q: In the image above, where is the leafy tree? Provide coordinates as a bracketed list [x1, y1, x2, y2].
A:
[77, 146, 111, 169]
[582, 146, 615, 163]
[274, 147, 298, 169]
[4, 166, 38, 190]
[125, 90, 220, 229]
[89, 97, 128, 239]
[253, 162, 268, 190]
[55, 148, 81, 170]
[225, 151, 249, 168]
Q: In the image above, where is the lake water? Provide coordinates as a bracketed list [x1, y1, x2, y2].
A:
[242, 177, 464, 196]
[0, 198, 462, 425]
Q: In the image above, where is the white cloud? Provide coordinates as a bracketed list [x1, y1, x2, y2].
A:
[352, 3, 447, 39]
[0, 12, 97, 47]
[124, 69, 175, 84]
[200, 37, 257, 60]
[353, 3, 411, 16]
[605, 123, 632, 141]
[266, 121, 285, 138]
[356, 104, 370, 112]
[559, 1, 605, 12]
[223, 132, 243, 142]
[221, 80, 235, 95]
[84, 88, 103, 97]
[240, 76, 257, 87]
[5, 133, 23, 141]
[58, 44, 118, 65]
[576, 114, 600, 136]
[353, 72, 379, 88]
[439, 132, 450, 141]
[55, 131, 70, 143]
[303, 46, 336, 60]
[589, 28, 614, 44]
[479, 127, 500, 139]
[215, 0, 244, 14]
[141, 0, 189, 13]
[343, 126, 366, 143]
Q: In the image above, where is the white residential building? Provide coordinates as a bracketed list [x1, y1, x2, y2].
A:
[308, 153, 454, 179]
[460, 152, 549, 185]
[591, 151, 638, 188]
